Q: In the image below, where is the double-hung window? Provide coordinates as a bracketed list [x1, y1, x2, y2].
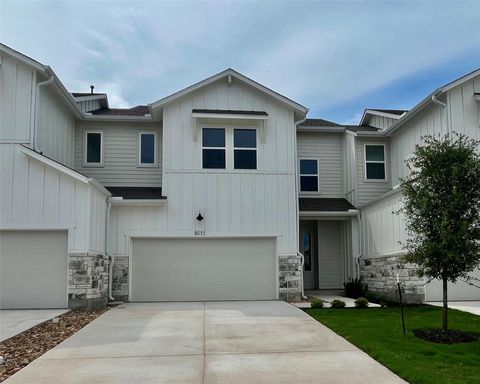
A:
[138, 132, 157, 166]
[234, 129, 256, 169]
[365, 144, 386, 180]
[299, 159, 319, 192]
[85, 131, 103, 166]
[202, 128, 226, 169]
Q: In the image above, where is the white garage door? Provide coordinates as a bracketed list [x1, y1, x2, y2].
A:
[131, 237, 277, 301]
[0, 231, 68, 309]
[425, 268, 480, 301]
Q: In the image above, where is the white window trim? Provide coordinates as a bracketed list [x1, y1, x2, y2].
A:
[299, 158, 320, 193]
[137, 131, 158, 168]
[84, 130, 104, 167]
[364, 143, 387, 182]
[201, 127, 258, 171]
[202, 128, 227, 169]
[233, 128, 257, 170]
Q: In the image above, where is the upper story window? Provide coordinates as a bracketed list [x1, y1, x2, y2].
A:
[202, 128, 226, 169]
[234, 129, 257, 169]
[365, 144, 386, 180]
[138, 132, 157, 167]
[299, 159, 319, 192]
[85, 131, 103, 166]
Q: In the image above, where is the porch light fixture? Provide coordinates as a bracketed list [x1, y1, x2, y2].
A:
[196, 212, 204, 222]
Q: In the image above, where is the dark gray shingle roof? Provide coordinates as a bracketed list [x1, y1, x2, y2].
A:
[90, 105, 149, 116]
[299, 118, 342, 127]
[192, 109, 268, 116]
[299, 198, 355, 212]
[106, 187, 166, 199]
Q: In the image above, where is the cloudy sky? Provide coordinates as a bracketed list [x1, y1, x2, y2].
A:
[1, 1, 479, 123]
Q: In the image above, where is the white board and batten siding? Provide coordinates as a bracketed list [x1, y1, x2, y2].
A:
[0, 53, 36, 143]
[74, 121, 163, 187]
[368, 114, 398, 130]
[356, 137, 392, 205]
[0, 144, 107, 254]
[342, 133, 357, 205]
[109, 77, 298, 257]
[36, 86, 76, 167]
[297, 132, 343, 198]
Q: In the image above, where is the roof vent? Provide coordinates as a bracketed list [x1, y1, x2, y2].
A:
[90, 85, 94, 94]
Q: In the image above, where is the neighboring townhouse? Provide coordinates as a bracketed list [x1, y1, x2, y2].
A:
[0, 43, 478, 310]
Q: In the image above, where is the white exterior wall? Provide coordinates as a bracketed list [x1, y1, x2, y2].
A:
[360, 189, 405, 258]
[0, 144, 107, 254]
[109, 78, 298, 257]
[342, 132, 357, 205]
[390, 102, 447, 183]
[356, 137, 392, 205]
[297, 132, 343, 198]
[37, 87, 76, 166]
[368, 115, 397, 130]
[0, 53, 36, 143]
[74, 121, 163, 187]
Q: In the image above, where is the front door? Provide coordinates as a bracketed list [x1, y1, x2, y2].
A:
[300, 221, 316, 290]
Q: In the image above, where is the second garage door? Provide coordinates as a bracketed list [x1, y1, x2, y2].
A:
[0, 231, 68, 309]
[131, 237, 277, 301]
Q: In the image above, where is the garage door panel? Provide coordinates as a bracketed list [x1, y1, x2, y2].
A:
[425, 268, 480, 301]
[0, 231, 68, 309]
[131, 238, 276, 302]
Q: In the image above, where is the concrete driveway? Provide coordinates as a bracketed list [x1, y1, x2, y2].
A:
[0, 309, 69, 342]
[4, 301, 406, 383]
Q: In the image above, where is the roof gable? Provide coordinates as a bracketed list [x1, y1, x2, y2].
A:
[149, 68, 308, 120]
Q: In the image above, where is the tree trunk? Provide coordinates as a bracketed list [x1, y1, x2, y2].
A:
[442, 277, 448, 332]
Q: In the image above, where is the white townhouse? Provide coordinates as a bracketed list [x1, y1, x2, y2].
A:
[0, 43, 478, 309]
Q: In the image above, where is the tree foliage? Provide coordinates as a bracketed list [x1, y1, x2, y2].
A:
[400, 134, 480, 330]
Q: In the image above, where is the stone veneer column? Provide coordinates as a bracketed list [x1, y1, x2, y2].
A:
[68, 252, 110, 310]
[279, 254, 303, 302]
[112, 256, 129, 302]
[359, 253, 425, 303]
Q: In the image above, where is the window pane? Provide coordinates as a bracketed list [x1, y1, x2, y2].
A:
[300, 176, 318, 191]
[202, 128, 225, 147]
[366, 145, 385, 161]
[366, 163, 386, 179]
[303, 233, 311, 271]
[234, 150, 257, 169]
[234, 129, 256, 148]
[300, 159, 317, 174]
[203, 149, 225, 168]
[87, 133, 101, 163]
[141, 134, 155, 164]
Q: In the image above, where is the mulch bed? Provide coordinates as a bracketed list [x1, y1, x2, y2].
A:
[0, 308, 108, 382]
[413, 328, 479, 344]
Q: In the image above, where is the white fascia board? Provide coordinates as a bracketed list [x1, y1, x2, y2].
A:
[73, 95, 107, 102]
[356, 130, 387, 137]
[149, 68, 308, 115]
[365, 109, 403, 120]
[297, 126, 345, 133]
[83, 114, 152, 122]
[0, 43, 46, 72]
[108, 198, 167, 206]
[358, 184, 402, 209]
[20, 146, 111, 197]
[192, 112, 268, 120]
[299, 210, 359, 218]
[20, 146, 90, 183]
[440, 67, 480, 93]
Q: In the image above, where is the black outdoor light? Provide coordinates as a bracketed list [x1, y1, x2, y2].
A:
[196, 212, 204, 222]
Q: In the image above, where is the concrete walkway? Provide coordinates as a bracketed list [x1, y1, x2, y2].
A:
[0, 309, 69, 342]
[426, 301, 480, 316]
[4, 301, 406, 383]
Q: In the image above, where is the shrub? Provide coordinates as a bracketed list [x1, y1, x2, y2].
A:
[354, 297, 369, 308]
[330, 299, 346, 309]
[343, 278, 367, 298]
[310, 298, 325, 309]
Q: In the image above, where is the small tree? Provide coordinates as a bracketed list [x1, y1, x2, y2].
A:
[401, 134, 480, 331]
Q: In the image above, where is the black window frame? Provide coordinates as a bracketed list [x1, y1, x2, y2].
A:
[299, 159, 319, 192]
[202, 128, 226, 169]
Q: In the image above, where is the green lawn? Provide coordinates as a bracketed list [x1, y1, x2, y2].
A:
[306, 306, 480, 384]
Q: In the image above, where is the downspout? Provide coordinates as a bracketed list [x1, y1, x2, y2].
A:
[355, 211, 362, 279]
[33, 75, 54, 151]
[294, 112, 309, 300]
[106, 200, 114, 301]
[431, 94, 450, 134]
